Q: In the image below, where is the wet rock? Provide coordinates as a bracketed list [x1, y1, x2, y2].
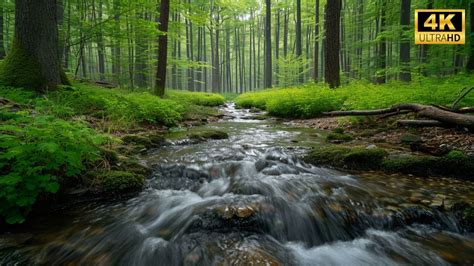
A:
[255, 159, 269, 172]
[188, 130, 229, 141]
[236, 206, 255, 218]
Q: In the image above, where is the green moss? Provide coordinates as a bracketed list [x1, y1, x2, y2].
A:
[121, 133, 165, 149]
[344, 148, 388, 169]
[92, 170, 144, 194]
[188, 130, 229, 140]
[304, 146, 387, 170]
[0, 43, 44, 90]
[326, 132, 354, 143]
[0, 42, 69, 91]
[332, 127, 345, 134]
[382, 150, 474, 179]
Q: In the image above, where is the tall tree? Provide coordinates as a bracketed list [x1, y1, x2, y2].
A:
[0, 0, 69, 90]
[154, 0, 171, 97]
[324, 0, 342, 88]
[295, 0, 303, 83]
[313, 0, 319, 82]
[264, 0, 272, 88]
[376, 0, 386, 84]
[399, 0, 411, 81]
[467, 0, 474, 72]
[0, 0, 6, 59]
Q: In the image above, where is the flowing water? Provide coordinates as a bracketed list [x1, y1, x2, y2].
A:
[1, 103, 474, 265]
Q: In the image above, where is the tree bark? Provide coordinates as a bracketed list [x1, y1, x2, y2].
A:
[1, 0, 68, 90]
[0, 0, 6, 59]
[313, 0, 319, 82]
[399, 0, 411, 82]
[295, 0, 303, 84]
[324, 0, 342, 88]
[467, 1, 474, 72]
[154, 0, 170, 97]
[264, 0, 272, 88]
[376, 0, 386, 84]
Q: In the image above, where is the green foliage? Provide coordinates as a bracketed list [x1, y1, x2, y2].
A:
[236, 75, 474, 118]
[0, 112, 107, 224]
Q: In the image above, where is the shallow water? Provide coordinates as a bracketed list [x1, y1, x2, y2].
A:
[1, 103, 473, 265]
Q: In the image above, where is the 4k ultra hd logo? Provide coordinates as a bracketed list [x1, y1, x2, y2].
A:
[415, 9, 465, 45]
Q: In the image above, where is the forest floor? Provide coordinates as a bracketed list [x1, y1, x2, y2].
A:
[287, 116, 474, 156]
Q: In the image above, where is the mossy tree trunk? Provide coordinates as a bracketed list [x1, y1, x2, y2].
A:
[0, 0, 69, 91]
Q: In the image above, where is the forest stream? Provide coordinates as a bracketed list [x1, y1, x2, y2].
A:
[1, 103, 473, 265]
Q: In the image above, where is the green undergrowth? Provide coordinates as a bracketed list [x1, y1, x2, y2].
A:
[0, 84, 224, 129]
[0, 83, 223, 224]
[236, 74, 474, 118]
[0, 112, 108, 224]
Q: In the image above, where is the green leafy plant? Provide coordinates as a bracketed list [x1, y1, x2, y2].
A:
[0, 112, 107, 224]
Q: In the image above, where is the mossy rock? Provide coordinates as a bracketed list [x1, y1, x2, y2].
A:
[92, 170, 144, 194]
[382, 150, 474, 179]
[188, 130, 229, 141]
[117, 159, 151, 177]
[121, 133, 165, 149]
[304, 146, 387, 170]
[332, 127, 345, 134]
[326, 132, 354, 143]
[382, 155, 438, 176]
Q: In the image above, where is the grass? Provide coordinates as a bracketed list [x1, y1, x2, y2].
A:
[235, 74, 474, 118]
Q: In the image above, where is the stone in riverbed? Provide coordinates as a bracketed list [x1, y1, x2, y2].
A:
[188, 130, 229, 141]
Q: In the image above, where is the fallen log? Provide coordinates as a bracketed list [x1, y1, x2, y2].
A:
[397, 120, 446, 128]
[323, 103, 474, 129]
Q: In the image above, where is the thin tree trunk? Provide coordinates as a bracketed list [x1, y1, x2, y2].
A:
[264, 0, 272, 88]
[399, 0, 411, 82]
[313, 0, 319, 82]
[324, 0, 342, 88]
[154, 0, 170, 97]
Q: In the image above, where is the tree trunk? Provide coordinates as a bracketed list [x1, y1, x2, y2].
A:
[264, 0, 272, 88]
[376, 0, 386, 84]
[295, 0, 303, 84]
[324, 0, 342, 88]
[1, 0, 68, 90]
[399, 0, 411, 82]
[112, 0, 121, 84]
[466, 1, 474, 72]
[313, 0, 319, 82]
[154, 0, 170, 97]
[0, 0, 6, 59]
